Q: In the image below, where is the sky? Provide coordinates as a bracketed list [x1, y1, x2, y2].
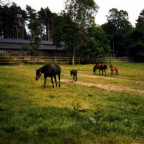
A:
[9, 0, 144, 27]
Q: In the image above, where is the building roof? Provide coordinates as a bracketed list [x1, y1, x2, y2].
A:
[0, 39, 31, 44]
[41, 41, 53, 45]
[0, 45, 21, 49]
[0, 39, 54, 45]
[0, 39, 65, 51]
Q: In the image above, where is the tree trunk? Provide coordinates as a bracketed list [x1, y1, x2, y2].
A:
[4, 20, 7, 38]
[16, 20, 18, 39]
[46, 19, 51, 41]
[40, 22, 44, 40]
[72, 45, 76, 65]
[6, 21, 9, 38]
[112, 39, 115, 51]
[40, 24, 43, 40]
[47, 22, 50, 41]
[22, 22, 24, 39]
[55, 47, 57, 56]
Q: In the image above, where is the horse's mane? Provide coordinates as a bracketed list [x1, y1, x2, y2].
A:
[38, 64, 50, 71]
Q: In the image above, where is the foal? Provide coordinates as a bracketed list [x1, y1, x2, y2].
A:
[70, 70, 77, 82]
[109, 65, 118, 75]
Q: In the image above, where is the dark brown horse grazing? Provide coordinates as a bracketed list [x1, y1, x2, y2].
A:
[36, 64, 61, 88]
[109, 65, 118, 75]
[93, 64, 107, 76]
[93, 64, 104, 74]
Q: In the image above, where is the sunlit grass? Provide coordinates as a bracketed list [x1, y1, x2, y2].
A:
[0, 63, 144, 144]
[60, 63, 144, 90]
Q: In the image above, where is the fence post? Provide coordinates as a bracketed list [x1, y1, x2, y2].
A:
[110, 57, 111, 63]
[28, 56, 30, 64]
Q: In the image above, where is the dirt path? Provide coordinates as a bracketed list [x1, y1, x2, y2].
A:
[63, 73, 144, 84]
[61, 79, 144, 94]
[81, 74, 144, 84]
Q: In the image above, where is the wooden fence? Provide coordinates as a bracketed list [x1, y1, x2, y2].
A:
[0, 56, 134, 65]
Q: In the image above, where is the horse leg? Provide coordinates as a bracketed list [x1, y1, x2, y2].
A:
[111, 70, 113, 75]
[44, 77, 47, 88]
[105, 70, 106, 76]
[102, 70, 103, 75]
[58, 74, 60, 87]
[54, 75, 57, 87]
[51, 76, 54, 88]
[94, 69, 96, 75]
[76, 75, 77, 81]
[98, 69, 99, 74]
[73, 75, 75, 82]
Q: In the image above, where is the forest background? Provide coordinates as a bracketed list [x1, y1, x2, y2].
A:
[0, 0, 144, 63]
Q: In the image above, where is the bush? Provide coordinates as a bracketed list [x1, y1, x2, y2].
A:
[128, 42, 144, 61]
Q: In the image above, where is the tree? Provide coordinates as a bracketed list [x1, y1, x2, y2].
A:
[0, 2, 27, 39]
[61, 0, 99, 64]
[52, 13, 82, 63]
[87, 25, 110, 57]
[0, 5, 9, 38]
[38, 7, 53, 41]
[38, 8, 45, 40]
[102, 8, 132, 56]
[26, 5, 37, 40]
[102, 21, 116, 52]
[51, 14, 66, 56]
[9, 4, 27, 39]
[136, 9, 144, 23]
[65, 0, 98, 27]
[44, 7, 53, 41]
[125, 9, 144, 61]
[106, 8, 130, 29]
[26, 5, 41, 55]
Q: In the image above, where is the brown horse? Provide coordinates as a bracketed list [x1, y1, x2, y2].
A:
[109, 65, 118, 75]
[93, 64, 107, 76]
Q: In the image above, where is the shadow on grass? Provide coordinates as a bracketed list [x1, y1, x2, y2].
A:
[0, 106, 88, 144]
[1, 105, 144, 144]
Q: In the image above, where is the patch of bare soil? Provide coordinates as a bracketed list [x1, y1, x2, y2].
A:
[63, 73, 144, 84]
[61, 79, 144, 94]
[81, 74, 144, 84]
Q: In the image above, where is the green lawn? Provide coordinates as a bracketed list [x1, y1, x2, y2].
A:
[0, 62, 144, 144]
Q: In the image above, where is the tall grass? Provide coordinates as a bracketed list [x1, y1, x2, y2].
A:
[0, 63, 144, 144]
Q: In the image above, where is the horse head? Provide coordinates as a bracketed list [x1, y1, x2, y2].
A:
[36, 69, 41, 80]
[70, 71, 73, 76]
[104, 65, 108, 69]
[93, 65, 96, 73]
[109, 65, 113, 68]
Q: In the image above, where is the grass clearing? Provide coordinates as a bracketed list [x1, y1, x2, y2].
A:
[0, 62, 144, 144]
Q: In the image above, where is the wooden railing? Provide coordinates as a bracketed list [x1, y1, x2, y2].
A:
[0, 56, 134, 65]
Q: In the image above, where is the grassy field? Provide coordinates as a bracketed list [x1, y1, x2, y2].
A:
[0, 62, 144, 144]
